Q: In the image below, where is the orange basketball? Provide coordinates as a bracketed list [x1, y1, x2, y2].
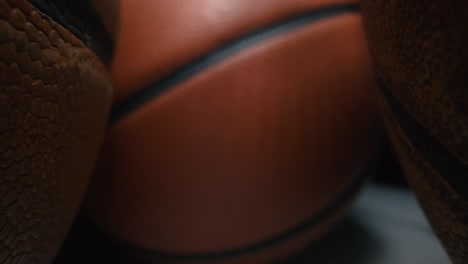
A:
[84, 0, 382, 262]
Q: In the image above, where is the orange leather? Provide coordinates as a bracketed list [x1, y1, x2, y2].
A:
[85, 0, 382, 260]
[111, 0, 359, 103]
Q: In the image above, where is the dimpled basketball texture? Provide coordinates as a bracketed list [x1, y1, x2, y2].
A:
[84, 0, 382, 263]
[361, 1, 468, 263]
[0, 0, 114, 263]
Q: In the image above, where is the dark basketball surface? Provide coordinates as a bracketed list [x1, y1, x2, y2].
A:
[361, 1, 468, 263]
[0, 0, 115, 263]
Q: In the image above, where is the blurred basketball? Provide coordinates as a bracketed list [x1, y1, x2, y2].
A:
[361, 1, 468, 263]
[84, 0, 382, 263]
[0, 0, 115, 263]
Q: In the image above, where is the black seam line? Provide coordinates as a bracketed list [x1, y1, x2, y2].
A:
[109, 4, 360, 125]
[112, 167, 370, 262]
[378, 76, 468, 200]
[28, 0, 114, 65]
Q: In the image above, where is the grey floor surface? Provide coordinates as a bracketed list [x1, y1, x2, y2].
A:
[282, 184, 451, 263]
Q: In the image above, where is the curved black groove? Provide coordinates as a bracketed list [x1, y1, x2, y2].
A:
[378, 77, 468, 200]
[60, 168, 375, 264]
[57, 165, 371, 263]
[28, 0, 114, 65]
[128, 171, 369, 262]
[110, 4, 360, 125]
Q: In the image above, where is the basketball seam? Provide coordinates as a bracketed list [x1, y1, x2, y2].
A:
[27, 0, 114, 64]
[77, 164, 371, 262]
[378, 76, 468, 200]
[109, 4, 360, 125]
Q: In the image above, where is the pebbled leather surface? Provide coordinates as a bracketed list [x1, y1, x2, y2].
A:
[380, 95, 468, 264]
[0, 0, 112, 263]
[361, 0, 468, 165]
[361, 1, 468, 263]
[27, 0, 115, 65]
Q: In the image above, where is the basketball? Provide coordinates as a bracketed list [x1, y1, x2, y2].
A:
[0, 0, 115, 263]
[84, 0, 382, 262]
[361, 1, 468, 263]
